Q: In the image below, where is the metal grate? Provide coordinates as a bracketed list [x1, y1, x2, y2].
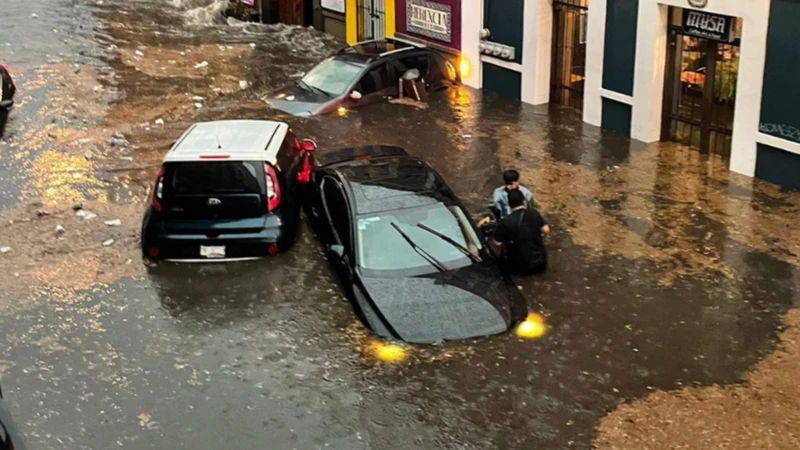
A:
[550, 0, 589, 110]
[357, 0, 386, 41]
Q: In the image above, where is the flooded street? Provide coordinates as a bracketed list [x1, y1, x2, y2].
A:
[1, 1, 799, 449]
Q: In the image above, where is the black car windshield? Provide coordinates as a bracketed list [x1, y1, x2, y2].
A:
[357, 203, 483, 277]
[301, 57, 363, 96]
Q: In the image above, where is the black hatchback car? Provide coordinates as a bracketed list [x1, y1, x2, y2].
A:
[0, 60, 15, 137]
[265, 38, 458, 117]
[305, 145, 528, 344]
[141, 120, 316, 261]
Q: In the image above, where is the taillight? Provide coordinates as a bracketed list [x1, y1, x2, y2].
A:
[151, 168, 164, 212]
[265, 163, 281, 212]
[1, 61, 9, 74]
[297, 155, 311, 184]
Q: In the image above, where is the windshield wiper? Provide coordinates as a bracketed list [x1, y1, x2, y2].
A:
[296, 79, 331, 97]
[416, 223, 482, 263]
[390, 222, 448, 273]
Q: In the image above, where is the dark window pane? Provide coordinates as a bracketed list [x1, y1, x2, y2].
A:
[357, 64, 389, 94]
[170, 162, 262, 195]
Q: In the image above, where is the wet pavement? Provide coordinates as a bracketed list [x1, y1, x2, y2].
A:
[1, 1, 799, 449]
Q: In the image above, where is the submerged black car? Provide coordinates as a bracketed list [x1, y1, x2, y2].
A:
[0, 383, 27, 450]
[265, 38, 457, 117]
[0, 61, 15, 137]
[306, 145, 528, 344]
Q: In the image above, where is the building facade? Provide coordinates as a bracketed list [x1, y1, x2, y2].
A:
[456, 0, 800, 190]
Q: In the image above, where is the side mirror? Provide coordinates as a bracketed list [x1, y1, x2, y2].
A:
[402, 69, 421, 81]
[329, 244, 345, 259]
[0, 99, 12, 108]
[300, 139, 317, 152]
[349, 90, 362, 101]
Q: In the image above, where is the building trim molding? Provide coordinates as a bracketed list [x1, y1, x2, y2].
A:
[480, 55, 524, 73]
[756, 133, 800, 157]
[601, 89, 634, 105]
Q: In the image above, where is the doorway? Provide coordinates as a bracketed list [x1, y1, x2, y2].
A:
[278, 0, 309, 25]
[661, 8, 742, 156]
[551, 0, 589, 109]
[356, 0, 385, 41]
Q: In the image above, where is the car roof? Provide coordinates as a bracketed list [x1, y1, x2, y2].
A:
[335, 38, 426, 64]
[164, 120, 287, 164]
[332, 152, 452, 215]
[318, 144, 409, 167]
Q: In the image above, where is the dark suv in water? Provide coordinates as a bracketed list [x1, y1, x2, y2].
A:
[265, 38, 458, 116]
[141, 120, 316, 261]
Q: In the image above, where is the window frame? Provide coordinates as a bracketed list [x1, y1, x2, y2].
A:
[320, 176, 353, 254]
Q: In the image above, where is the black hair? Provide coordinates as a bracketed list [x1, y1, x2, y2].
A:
[503, 169, 520, 185]
[507, 189, 526, 209]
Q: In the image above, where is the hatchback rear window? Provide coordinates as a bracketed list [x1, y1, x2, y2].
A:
[169, 161, 263, 195]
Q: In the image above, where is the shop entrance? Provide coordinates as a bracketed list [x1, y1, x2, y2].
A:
[550, 0, 589, 109]
[356, 0, 385, 41]
[661, 8, 742, 156]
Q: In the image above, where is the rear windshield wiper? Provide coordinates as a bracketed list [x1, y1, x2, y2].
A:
[416, 223, 482, 263]
[390, 222, 447, 272]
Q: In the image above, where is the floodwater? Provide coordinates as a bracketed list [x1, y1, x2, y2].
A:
[1, 1, 799, 449]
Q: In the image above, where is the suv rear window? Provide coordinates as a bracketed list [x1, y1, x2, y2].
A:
[170, 161, 263, 195]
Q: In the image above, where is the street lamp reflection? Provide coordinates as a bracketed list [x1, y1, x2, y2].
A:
[459, 56, 471, 79]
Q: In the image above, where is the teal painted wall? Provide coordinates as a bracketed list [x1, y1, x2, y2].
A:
[601, 98, 632, 137]
[756, 144, 800, 191]
[482, 63, 521, 100]
[483, 0, 524, 65]
[602, 0, 639, 96]
[760, 0, 800, 144]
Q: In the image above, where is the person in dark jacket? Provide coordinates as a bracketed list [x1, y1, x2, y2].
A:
[492, 189, 550, 275]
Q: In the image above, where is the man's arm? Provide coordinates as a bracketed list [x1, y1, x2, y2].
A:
[532, 209, 550, 234]
[492, 221, 507, 248]
[491, 188, 504, 217]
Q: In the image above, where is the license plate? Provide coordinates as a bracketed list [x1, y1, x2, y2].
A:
[200, 245, 226, 259]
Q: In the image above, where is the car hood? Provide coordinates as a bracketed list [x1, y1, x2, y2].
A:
[359, 263, 526, 344]
[265, 84, 336, 116]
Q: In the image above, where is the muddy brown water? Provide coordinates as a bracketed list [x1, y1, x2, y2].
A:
[0, 1, 799, 449]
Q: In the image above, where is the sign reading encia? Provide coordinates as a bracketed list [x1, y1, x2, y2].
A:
[682, 9, 734, 42]
[407, 0, 452, 43]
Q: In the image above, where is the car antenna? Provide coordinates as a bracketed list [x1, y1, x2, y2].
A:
[215, 133, 222, 150]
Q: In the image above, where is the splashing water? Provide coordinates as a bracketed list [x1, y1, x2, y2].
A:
[179, 0, 231, 26]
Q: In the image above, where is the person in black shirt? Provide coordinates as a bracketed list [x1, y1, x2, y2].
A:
[492, 189, 550, 275]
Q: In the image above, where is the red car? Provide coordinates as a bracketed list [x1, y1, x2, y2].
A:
[1, 60, 16, 137]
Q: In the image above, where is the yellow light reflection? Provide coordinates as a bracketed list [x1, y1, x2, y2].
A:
[337, 106, 347, 117]
[367, 340, 409, 363]
[459, 56, 471, 79]
[25, 149, 106, 208]
[516, 313, 547, 339]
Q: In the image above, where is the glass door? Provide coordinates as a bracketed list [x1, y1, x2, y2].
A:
[550, 0, 589, 109]
[661, 8, 741, 156]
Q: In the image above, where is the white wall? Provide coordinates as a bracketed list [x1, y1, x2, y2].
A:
[460, 0, 483, 89]
[520, 0, 553, 105]
[583, 0, 607, 126]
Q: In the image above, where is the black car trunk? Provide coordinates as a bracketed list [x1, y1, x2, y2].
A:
[162, 161, 267, 227]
